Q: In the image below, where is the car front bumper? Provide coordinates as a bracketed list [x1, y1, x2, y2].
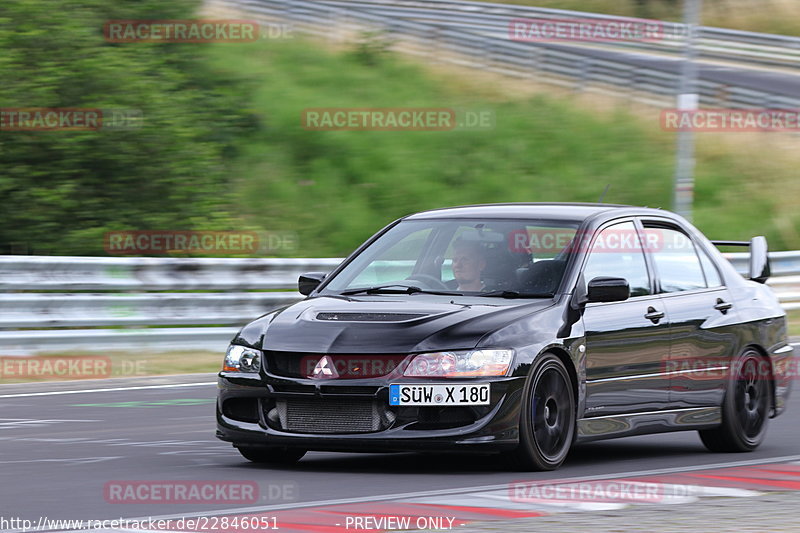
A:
[216, 372, 526, 452]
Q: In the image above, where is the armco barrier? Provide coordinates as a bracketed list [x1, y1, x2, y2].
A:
[317, 0, 800, 68]
[0, 256, 341, 355]
[0, 253, 796, 354]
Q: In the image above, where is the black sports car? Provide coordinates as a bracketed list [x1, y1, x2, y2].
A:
[216, 203, 793, 470]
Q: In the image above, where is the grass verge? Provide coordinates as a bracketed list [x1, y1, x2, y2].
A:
[788, 310, 800, 338]
[202, 37, 800, 257]
[0, 351, 222, 384]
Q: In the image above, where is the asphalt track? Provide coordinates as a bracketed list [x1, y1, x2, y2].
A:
[1, 356, 798, 527]
[537, 41, 800, 98]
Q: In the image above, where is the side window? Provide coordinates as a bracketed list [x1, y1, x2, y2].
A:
[697, 245, 723, 287]
[645, 226, 707, 293]
[583, 222, 651, 297]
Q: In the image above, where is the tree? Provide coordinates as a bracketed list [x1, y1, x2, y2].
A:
[0, 0, 253, 254]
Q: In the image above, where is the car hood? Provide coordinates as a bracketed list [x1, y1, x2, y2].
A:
[233, 295, 555, 354]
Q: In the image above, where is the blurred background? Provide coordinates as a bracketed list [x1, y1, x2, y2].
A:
[1, 0, 799, 258]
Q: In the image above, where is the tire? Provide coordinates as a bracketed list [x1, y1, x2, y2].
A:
[507, 353, 576, 471]
[699, 348, 771, 452]
[236, 445, 306, 465]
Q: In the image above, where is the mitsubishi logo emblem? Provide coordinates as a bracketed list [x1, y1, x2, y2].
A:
[311, 355, 338, 379]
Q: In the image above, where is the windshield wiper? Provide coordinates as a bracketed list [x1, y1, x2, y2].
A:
[475, 290, 554, 299]
[341, 284, 421, 295]
[340, 285, 462, 296]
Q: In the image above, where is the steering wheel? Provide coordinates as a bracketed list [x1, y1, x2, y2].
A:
[406, 274, 450, 291]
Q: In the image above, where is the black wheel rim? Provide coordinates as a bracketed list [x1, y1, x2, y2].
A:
[531, 365, 572, 461]
[734, 355, 769, 440]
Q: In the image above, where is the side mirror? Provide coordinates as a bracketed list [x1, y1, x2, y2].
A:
[749, 236, 770, 284]
[587, 276, 630, 303]
[298, 272, 327, 296]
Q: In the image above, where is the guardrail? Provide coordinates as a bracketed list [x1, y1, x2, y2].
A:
[217, 0, 800, 109]
[0, 256, 341, 355]
[0, 253, 797, 355]
[318, 0, 800, 68]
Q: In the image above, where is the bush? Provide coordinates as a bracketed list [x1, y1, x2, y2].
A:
[0, 0, 254, 254]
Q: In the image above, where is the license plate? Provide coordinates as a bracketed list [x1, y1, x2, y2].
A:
[389, 384, 490, 406]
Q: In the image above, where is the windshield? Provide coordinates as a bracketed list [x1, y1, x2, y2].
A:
[321, 218, 581, 297]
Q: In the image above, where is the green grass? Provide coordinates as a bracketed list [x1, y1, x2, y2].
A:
[0, 351, 221, 384]
[201, 38, 800, 257]
[788, 311, 800, 338]
[470, 0, 662, 18]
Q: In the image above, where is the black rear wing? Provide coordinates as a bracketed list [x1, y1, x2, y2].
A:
[711, 236, 770, 284]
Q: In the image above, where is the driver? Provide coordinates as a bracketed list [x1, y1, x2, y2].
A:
[449, 239, 487, 292]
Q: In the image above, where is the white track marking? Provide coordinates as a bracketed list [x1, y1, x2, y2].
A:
[0, 419, 101, 430]
[0, 382, 215, 398]
[24, 453, 800, 533]
[0, 456, 121, 465]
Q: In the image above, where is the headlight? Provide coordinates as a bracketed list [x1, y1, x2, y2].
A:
[223, 345, 262, 373]
[404, 349, 513, 377]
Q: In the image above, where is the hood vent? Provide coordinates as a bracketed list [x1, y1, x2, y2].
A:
[315, 312, 427, 322]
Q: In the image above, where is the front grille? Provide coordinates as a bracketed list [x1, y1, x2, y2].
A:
[319, 385, 378, 396]
[265, 351, 408, 379]
[271, 398, 395, 434]
[316, 312, 427, 322]
[271, 383, 315, 394]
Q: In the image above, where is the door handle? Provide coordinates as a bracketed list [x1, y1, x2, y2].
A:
[644, 306, 665, 324]
[714, 298, 733, 314]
